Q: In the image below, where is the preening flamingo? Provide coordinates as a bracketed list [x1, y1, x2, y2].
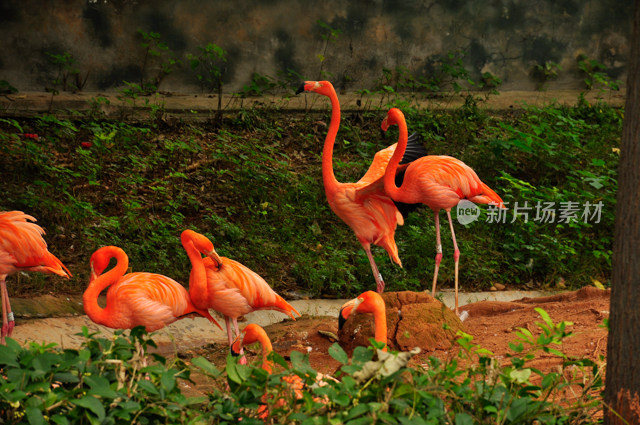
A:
[181, 230, 300, 357]
[296, 81, 426, 293]
[0, 211, 71, 343]
[339, 290, 387, 351]
[381, 108, 504, 315]
[232, 323, 334, 419]
[83, 245, 222, 332]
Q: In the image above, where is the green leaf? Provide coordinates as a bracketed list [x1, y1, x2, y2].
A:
[161, 371, 176, 392]
[509, 368, 532, 384]
[346, 403, 370, 420]
[455, 412, 474, 425]
[50, 414, 70, 425]
[136, 379, 159, 395]
[0, 344, 19, 367]
[192, 356, 221, 377]
[26, 407, 46, 425]
[72, 396, 105, 420]
[328, 343, 348, 364]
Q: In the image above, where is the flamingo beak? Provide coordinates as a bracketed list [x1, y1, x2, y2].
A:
[353, 296, 364, 313]
[206, 250, 223, 268]
[381, 117, 390, 132]
[295, 82, 306, 94]
[231, 331, 245, 356]
[90, 263, 97, 281]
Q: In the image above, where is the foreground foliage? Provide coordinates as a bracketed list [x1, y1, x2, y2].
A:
[0, 95, 621, 297]
[0, 310, 604, 424]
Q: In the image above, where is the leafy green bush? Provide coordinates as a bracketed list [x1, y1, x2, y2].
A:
[0, 327, 202, 424]
[0, 310, 601, 423]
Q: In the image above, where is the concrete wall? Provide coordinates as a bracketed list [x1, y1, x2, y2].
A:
[0, 0, 633, 94]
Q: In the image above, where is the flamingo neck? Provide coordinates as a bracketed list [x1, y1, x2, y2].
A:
[373, 308, 388, 352]
[258, 335, 274, 373]
[321, 88, 341, 197]
[181, 234, 208, 306]
[383, 113, 409, 201]
[83, 248, 127, 326]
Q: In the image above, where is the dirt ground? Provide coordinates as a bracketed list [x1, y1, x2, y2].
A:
[184, 287, 609, 379]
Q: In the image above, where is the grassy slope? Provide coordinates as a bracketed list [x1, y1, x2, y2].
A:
[0, 96, 621, 298]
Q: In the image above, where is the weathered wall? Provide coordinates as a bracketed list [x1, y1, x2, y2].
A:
[0, 0, 633, 93]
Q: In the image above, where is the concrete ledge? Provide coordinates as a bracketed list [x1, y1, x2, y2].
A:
[0, 90, 625, 120]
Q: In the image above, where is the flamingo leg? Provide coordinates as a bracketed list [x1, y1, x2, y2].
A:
[229, 317, 247, 365]
[364, 247, 385, 293]
[1, 278, 7, 345]
[431, 211, 443, 298]
[4, 281, 14, 337]
[445, 210, 461, 316]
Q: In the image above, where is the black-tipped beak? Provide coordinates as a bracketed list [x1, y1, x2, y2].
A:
[338, 308, 348, 331]
[295, 83, 306, 95]
[230, 347, 239, 357]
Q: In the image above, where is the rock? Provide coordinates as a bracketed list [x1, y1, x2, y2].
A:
[338, 291, 465, 354]
[493, 283, 506, 290]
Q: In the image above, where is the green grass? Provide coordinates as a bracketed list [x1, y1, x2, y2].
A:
[0, 95, 622, 298]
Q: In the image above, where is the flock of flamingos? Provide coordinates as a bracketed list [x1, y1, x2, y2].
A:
[0, 81, 504, 371]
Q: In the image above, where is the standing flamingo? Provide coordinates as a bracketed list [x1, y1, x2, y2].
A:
[339, 290, 387, 351]
[181, 230, 300, 357]
[296, 81, 426, 293]
[381, 108, 504, 315]
[83, 245, 222, 332]
[0, 211, 71, 343]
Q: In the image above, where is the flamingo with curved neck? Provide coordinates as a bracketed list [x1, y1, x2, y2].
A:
[339, 290, 387, 351]
[296, 81, 424, 293]
[83, 245, 221, 332]
[181, 230, 300, 357]
[382, 107, 504, 315]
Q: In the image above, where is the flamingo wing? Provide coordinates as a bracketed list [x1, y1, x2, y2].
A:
[357, 133, 427, 187]
[202, 257, 254, 318]
[209, 257, 300, 319]
[107, 272, 193, 331]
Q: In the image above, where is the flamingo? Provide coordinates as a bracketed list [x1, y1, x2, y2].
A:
[296, 81, 426, 293]
[180, 230, 300, 358]
[339, 290, 387, 351]
[231, 323, 334, 420]
[0, 211, 71, 343]
[381, 108, 505, 315]
[83, 245, 222, 332]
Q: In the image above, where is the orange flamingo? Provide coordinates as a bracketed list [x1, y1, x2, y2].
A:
[339, 290, 387, 351]
[296, 81, 426, 293]
[83, 245, 222, 332]
[0, 211, 71, 343]
[381, 108, 504, 315]
[231, 323, 333, 420]
[181, 230, 300, 355]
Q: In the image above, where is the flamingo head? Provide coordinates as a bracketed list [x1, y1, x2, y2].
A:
[231, 324, 267, 354]
[181, 229, 223, 267]
[381, 107, 405, 132]
[296, 80, 335, 97]
[89, 246, 119, 281]
[338, 291, 385, 329]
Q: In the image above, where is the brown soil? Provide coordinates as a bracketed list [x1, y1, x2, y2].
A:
[185, 287, 609, 378]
